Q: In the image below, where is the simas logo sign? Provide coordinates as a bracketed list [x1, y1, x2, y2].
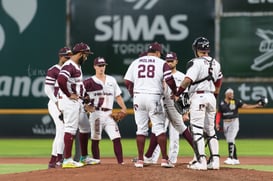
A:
[251, 28, 273, 71]
[93, 0, 189, 57]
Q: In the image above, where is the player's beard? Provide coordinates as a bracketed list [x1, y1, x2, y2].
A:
[79, 56, 87, 65]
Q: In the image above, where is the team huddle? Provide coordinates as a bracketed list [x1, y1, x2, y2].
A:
[44, 37, 266, 170]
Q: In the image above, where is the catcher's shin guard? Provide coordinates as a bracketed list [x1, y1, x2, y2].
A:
[206, 134, 220, 162]
[190, 124, 205, 162]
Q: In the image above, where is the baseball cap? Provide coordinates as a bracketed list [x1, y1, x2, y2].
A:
[58, 47, 72, 57]
[94, 57, 108, 66]
[165, 52, 177, 61]
[147, 42, 162, 53]
[72, 42, 93, 54]
[225, 88, 234, 94]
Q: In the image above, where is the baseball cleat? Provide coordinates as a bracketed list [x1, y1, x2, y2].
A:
[161, 159, 175, 168]
[187, 162, 207, 170]
[134, 160, 144, 168]
[144, 156, 156, 165]
[131, 157, 138, 163]
[80, 155, 101, 165]
[62, 158, 84, 168]
[48, 163, 56, 169]
[233, 159, 240, 165]
[187, 157, 207, 170]
[207, 157, 220, 170]
[224, 158, 235, 165]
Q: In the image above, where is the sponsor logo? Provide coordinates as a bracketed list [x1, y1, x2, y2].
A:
[251, 28, 273, 71]
[238, 83, 273, 101]
[93, 0, 189, 64]
[32, 115, 55, 135]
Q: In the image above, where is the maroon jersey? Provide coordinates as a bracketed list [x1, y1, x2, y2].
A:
[44, 64, 61, 102]
[57, 60, 85, 98]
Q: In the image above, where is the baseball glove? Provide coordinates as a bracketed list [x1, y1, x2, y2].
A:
[110, 111, 127, 122]
[174, 93, 190, 115]
[58, 112, 64, 122]
[84, 104, 95, 113]
[257, 96, 268, 107]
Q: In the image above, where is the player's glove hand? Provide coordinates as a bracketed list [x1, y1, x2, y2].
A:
[59, 112, 64, 122]
[257, 96, 268, 107]
[174, 93, 190, 115]
[84, 104, 95, 113]
[110, 111, 127, 122]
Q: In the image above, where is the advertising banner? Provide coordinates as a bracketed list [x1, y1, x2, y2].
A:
[70, 0, 215, 77]
[220, 16, 273, 77]
[220, 82, 273, 108]
[0, 0, 66, 108]
[222, 0, 273, 12]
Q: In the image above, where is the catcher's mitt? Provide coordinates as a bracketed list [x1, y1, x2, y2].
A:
[174, 93, 190, 115]
[110, 111, 127, 122]
[257, 96, 268, 107]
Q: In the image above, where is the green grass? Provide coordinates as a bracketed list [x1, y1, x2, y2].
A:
[0, 164, 46, 174]
[0, 138, 272, 174]
[222, 165, 273, 172]
[0, 138, 273, 157]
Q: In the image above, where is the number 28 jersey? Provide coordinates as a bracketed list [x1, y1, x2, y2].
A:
[124, 55, 172, 95]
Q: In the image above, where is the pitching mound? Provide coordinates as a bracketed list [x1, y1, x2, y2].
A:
[0, 157, 272, 181]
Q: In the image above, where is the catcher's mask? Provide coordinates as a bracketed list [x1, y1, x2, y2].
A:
[192, 37, 210, 57]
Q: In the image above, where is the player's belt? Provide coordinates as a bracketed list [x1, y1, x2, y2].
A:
[95, 107, 111, 111]
[223, 119, 233, 122]
[134, 92, 161, 95]
[196, 90, 214, 94]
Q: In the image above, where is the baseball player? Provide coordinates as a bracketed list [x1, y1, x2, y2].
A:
[144, 52, 194, 165]
[57, 42, 93, 168]
[83, 57, 127, 164]
[124, 42, 178, 168]
[174, 37, 223, 170]
[216, 88, 263, 165]
[45, 47, 72, 168]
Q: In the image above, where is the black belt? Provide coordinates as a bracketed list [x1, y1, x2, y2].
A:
[196, 91, 213, 94]
[95, 107, 111, 111]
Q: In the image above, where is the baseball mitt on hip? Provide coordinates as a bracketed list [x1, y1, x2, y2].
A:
[110, 111, 127, 122]
[174, 93, 190, 115]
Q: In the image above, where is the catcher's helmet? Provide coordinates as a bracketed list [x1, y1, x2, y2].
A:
[72, 42, 93, 55]
[192, 37, 210, 53]
[58, 47, 72, 58]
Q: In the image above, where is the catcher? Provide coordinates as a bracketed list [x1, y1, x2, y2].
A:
[216, 88, 267, 165]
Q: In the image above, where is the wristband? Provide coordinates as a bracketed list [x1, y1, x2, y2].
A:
[175, 86, 185, 97]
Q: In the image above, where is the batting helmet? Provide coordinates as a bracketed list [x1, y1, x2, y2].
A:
[72, 42, 93, 55]
[58, 47, 72, 58]
[192, 37, 210, 53]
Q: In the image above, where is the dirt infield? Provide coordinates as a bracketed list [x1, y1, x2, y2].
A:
[0, 157, 272, 181]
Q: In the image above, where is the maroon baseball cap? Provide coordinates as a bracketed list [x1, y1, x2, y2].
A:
[58, 47, 72, 57]
[72, 42, 93, 54]
[93, 57, 108, 66]
[147, 42, 162, 53]
[165, 52, 177, 61]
